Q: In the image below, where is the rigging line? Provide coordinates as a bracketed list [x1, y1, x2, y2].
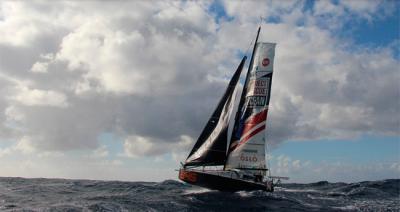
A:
[245, 38, 253, 57]
[259, 15, 263, 28]
[266, 141, 272, 177]
[238, 16, 266, 125]
[245, 16, 263, 59]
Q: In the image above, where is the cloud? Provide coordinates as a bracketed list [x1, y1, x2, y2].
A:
[123, 135, 193, 158]
[0, 136, 39, 157]
[12, 86, 68, 107]
[90, 145, 109, 158]
[390, 162, 400, 172]
[30, 61, 48, 73]
[0, 0, 398, 161]
[313, 0, 395, 29]
[270, 154, 399, 183]
[14, 136, 36, 154]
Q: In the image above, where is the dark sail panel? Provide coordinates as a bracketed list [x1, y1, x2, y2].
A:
[185, 56, 247, 166]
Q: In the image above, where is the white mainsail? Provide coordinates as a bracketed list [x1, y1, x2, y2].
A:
[225, 42, 276, 175]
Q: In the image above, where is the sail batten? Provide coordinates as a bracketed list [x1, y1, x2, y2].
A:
[184, 56, 247, 166]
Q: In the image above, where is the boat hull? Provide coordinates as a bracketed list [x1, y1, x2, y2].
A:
[179, 169, 273, 192]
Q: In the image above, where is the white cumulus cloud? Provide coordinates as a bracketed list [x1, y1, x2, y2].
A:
[0, 1, 397, 176]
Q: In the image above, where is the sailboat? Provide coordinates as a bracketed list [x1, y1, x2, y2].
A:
[179, 27, 288, 192]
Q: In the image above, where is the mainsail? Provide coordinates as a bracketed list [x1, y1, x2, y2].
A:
[185, 56, 247, 166]
[225, 42, 276, 175]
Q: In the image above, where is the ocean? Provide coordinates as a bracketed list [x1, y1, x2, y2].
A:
[0, 177, 398, 211]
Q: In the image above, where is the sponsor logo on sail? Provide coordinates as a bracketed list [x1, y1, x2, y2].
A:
[248, 79, 269, 88]
[246, 96, 266, 107]
[255, 79, 267, 87]
[262, 58, 270, 66]
[247, 78, 270, 96]
[253, 88, 267, 95]
[240, 154, 258, 162]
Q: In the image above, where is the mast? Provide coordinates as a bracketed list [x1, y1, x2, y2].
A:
[225, 27, 261, 169]
[224, 25, 277, 175]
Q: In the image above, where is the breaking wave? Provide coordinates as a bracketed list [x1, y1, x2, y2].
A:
[0, 177, 398, 211]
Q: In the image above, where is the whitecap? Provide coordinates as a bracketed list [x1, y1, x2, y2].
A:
[182, 188, 212, 195]
[306, 194, 337, 201]
[281, 188, 321, 193]
[331, 205, 357, 211]
[236, 190, 253, 197]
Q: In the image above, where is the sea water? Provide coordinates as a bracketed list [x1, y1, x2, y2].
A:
[0, 177, 398, 211]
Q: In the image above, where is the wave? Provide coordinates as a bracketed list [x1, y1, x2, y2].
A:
[0, 177, 398, 211]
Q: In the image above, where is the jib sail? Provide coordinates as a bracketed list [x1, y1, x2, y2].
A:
[184, 56, 247, 166]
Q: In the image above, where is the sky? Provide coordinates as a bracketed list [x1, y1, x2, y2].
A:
[0, 0, 399, 183]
